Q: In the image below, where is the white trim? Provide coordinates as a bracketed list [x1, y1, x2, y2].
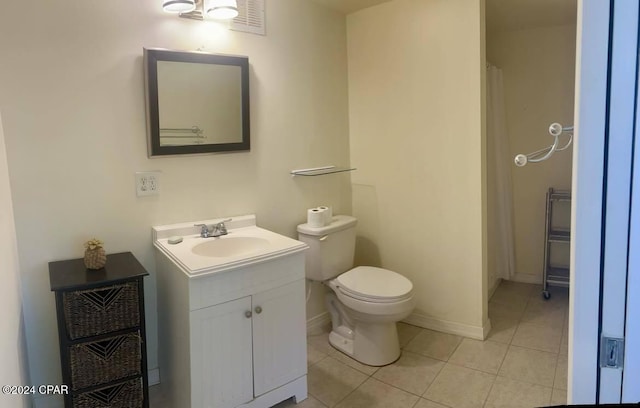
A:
[403, 312, 488, 340]
[599, 0, 639, 402]
[306, 312, 331, 335]
[623, 48, 640, 400]
[308, 310, 491, 341]
[510, 273, 541, 285]
[148, 367, 161, 386]
[238, 375, 307, 408]
[570, 0, 611, 404]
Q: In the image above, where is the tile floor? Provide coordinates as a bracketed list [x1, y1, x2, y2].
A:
[150, 281, 569, 408]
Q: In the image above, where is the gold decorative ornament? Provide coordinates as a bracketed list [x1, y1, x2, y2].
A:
[84, 238, 106, 270]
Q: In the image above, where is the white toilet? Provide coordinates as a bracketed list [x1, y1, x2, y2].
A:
[298, 215, 415, 366]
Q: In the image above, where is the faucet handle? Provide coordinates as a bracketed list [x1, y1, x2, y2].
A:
[194, 224, 210, 237]
[214, 218, 232, 235]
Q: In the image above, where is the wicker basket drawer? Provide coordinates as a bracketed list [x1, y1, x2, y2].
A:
[63, 281, 140, 340]
[73, 378, 143, 408]
[70, 333, 142, 391]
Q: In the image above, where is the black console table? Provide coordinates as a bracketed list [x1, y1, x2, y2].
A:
[49, 252, 149, 408]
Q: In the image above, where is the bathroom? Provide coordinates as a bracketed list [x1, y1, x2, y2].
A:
[1, 0, 636, 407]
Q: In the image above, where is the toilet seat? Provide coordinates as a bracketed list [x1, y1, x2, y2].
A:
[335, 266, 413, 303]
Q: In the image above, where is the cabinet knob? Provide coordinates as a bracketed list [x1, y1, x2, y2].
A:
[245, 310, 252, 318]
[254, 306, 262, 314]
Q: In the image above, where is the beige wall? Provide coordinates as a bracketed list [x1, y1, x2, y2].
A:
[0, 1, 351, 404]
[487, 24, 576, 282]
[348, 0, 488, 336]
[0, 113, 28, 408]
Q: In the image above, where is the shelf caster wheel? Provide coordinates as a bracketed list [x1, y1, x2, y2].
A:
[542, 291, 551, 300]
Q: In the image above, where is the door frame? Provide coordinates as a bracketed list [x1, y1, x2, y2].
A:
[571, 0, 640, 403]
[569, 0, 610, 403]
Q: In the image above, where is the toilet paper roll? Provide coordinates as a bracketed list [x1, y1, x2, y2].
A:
[317, 206, 332, 225]
[307, 208, 326, 227]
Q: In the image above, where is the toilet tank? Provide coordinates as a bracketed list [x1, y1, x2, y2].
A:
[297, 215, 358, 281]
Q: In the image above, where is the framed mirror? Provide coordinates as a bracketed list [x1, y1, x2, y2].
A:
[144, 48, 250, 157]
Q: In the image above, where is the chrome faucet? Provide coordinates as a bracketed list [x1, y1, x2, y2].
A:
[194, 223, 212, 238]
[194, 218, 231, 238]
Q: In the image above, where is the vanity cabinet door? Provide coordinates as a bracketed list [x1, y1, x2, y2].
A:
[252, 279, 307, 396]
[191, 296, 253, 408]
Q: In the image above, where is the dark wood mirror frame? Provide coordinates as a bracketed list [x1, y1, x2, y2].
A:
[144, 48, 250, 157]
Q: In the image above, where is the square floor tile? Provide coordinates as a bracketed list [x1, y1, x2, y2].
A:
[404, 329, 463, 361]
[511, 322, 562, 353]
[494, 281, 538, 298]
[398, 322, 422, 348]
[526, 290, 568, 312]
[486, 315, 519, 344]
[149, 384, 169, 408]
[554, 354, 567, 390]
[490, 284, 532, 310]
[308, 343, 329, 366]
[560, 319, 569, 356]
[373, 350, 445, 395]
[308, 332, 335, 356]
[413, 398, 450, 408]
[273, 395, 328, 408]
[448, 338, 508, 374]
[484, 376, 552, 408]
[328, 348, 380, 376]
[498, 346, 558, 387]
[550, 388, 567, 405]
[489, 301, 527, 320]
[308, 356, 368, 407]
[335, 378, 419, 408]
[423, 364, 495, 408]
[520, 305, 565, 329]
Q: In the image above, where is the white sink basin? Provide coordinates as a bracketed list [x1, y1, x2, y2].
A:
[191, 236, 271, 258]
[153, 215, 307, 276]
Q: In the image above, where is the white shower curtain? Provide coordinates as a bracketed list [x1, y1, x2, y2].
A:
[487, 64, 516, 283]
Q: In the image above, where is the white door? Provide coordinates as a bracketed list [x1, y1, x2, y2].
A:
[251, 279, 306, 397]
[191, 296, 254, 408]
[572, 0, 640, 403]
[598, 0, 639, 403]
[622, 31, 640, 402]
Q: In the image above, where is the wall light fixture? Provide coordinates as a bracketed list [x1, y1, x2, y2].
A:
[162, 0, 196, 13]
[163, 0, 238, 20]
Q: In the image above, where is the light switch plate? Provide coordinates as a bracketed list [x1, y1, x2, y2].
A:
[136, 171, 161, 196]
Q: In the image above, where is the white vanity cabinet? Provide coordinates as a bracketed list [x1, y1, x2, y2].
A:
[155, 244, 308, 408]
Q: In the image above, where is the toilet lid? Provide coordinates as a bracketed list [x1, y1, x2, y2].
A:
[336, 266, 413, 302]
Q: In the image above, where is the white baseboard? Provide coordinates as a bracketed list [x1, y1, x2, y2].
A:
[148, 368, 160, 386]
[306, 312, 331, 335]
[403, 312, 487, 340]
[309, 310, 489, 340]
[510, 273, 541, 285]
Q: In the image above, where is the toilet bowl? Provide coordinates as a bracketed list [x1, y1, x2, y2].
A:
[325, 266, 414, 366]
[297, 215, 415, 366]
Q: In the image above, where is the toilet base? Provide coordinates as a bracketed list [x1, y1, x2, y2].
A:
[329, 328, 354, 357]
[329, 321, 401, 367]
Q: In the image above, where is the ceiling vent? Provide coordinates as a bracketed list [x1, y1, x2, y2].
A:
[231, 0, 266, 36]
